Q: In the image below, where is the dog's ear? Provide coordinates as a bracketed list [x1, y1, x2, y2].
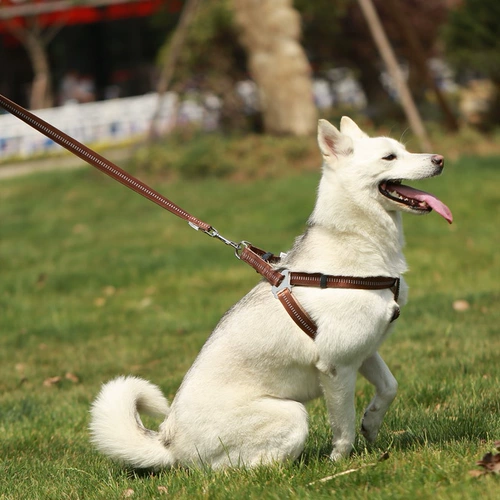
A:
[339, 116, 369, 140]
[318, 119, 353, 159]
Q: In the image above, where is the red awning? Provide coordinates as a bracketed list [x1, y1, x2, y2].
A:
[0, 0, 181, 30]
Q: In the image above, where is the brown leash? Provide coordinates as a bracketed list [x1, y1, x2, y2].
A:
[0, 94, 212, 233]
[0, 93, 400, 340]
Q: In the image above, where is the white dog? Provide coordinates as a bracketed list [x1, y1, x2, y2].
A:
[90, 117, 452, 469]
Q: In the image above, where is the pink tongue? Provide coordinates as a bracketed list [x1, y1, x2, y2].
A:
[394, 184, 453, 224]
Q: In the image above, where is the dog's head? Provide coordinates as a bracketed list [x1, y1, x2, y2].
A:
[317, 117, 452, 224]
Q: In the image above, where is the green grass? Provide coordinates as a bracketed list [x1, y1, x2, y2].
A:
[1, 153, 499, 499]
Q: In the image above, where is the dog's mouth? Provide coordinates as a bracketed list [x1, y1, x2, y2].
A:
[379, 180, 453, 224]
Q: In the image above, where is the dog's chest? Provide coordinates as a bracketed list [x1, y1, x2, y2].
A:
[295, 287, 400, 359]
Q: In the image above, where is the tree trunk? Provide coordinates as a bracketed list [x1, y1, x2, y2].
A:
[357, 0, 432, 152]
[5, 18, 53, 109]
[385, 0, 459, 132]
[149, 0, 201, 139]
[25, 30, 53, 109]
[233, 0, 317, 136]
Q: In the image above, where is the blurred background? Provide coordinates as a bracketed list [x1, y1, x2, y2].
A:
[0, 0, 499, 161]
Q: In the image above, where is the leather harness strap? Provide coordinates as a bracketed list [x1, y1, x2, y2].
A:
[239, 245, 400, 339]
[238, 245, 283, 286]
[276, 288, 318, 338]
[0, 93, 401, 341]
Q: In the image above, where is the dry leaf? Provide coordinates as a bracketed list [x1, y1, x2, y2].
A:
[122, 488, 134, 498]
[103, 286, 116, 296]
[477, 451, 500, 474]
[468, 469, 486, 478]
[36, 273, 48, 288]
[157, 486, 168, 494]
[470, 442, 500, 476]
[453, 299, 470, 312]
[72, 223, 88, 234]
[65, 372, 79, 383]
[94, 297, 106, 307]
[43, 376, 61, 387]
[139, 297, 152, 309]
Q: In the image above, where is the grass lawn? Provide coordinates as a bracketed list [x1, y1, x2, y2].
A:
[0, 151, 499, 499]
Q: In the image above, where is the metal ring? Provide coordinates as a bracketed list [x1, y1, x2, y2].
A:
[234, 241, 251, 260]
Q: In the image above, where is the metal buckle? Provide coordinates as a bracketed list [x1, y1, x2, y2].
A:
[234, 241, 250, 260]
[206, 227, 237, 248]
[271, 269, 291, 298]
[189, 222, 250, 260]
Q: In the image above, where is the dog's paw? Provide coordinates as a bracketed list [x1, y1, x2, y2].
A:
[360, 411, 380, 443]
[329, 441, 353, 462]
[360, 422, 378, 443]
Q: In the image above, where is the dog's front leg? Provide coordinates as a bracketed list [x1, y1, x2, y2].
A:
[319, 367, 357, 461]
[359, 352, 398, 442]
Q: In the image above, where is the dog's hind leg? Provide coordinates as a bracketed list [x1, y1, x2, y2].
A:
[319, 367, 358, 461]
[359, 352, 398, 442]
[210, 397, 309, 468]
[246, 398, 309, 466]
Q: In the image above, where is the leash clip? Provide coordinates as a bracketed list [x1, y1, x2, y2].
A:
[193, 223, 249, 256]
[206, 227, 239, 248]
[189, 221, 251, 261]
[271, 269, 291, 298]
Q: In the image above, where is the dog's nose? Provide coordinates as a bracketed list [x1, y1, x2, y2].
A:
[431, 154, 444, 168]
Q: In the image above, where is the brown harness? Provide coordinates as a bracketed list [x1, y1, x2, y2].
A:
[0, 93, 400, 340]
[240, 244, 400, 339]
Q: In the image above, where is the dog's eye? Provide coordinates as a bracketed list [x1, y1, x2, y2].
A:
[383, 154, 397, 161]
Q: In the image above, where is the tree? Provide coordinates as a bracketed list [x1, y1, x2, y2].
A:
[443, 0, 500, 125]
[2, 4, 63, 109]
[150, 0, 201, 138]
[152, 0, 250, 132]
[153, 0, 317, 136]
[385, 0, 458, 131]
[0, 0, 165, 109]
[232, 0, 317, 136]
[443, 0, 500, 80]
[295, 0, 452, 125]
[357, 0, 431, 151]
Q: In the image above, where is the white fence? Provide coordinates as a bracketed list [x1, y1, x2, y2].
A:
[0, 73, 368, 161]
[0, 92, 215, 160]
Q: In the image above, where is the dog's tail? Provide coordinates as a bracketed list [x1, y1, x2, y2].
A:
[89, 376, 174, 469]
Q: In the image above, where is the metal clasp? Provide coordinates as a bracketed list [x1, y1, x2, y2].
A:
[271, 269, 291, 298]
[189, 222, 250, 259]
[207, 227, 240, 249]
[234, 240, 250, 260]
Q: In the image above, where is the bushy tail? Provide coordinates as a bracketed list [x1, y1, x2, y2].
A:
[89, 376, 174, 469]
